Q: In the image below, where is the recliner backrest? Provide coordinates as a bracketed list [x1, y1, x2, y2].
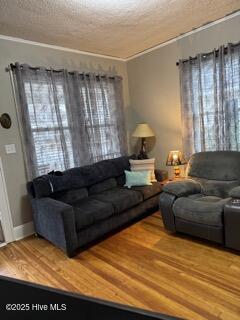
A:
[186, 151, 240, 198]
[186, 151, 240, 181]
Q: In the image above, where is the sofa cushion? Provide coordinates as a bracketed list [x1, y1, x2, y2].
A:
[73, 199, 114, 231]
[130, 158, 156, 182]
[51, 188, 88, 204]
[108, 156, 132, 176]
[173, 195, 230, 227]
[116, 174, 125, 186]
[88, 178, 117, 195]
[31, 156, 134, 199]
[30, 156, 135, 199]
[91, 187, 143, 214]
[131, 182, 162, 200]
[65, 160, 117, 188]
[124, 170, 152, 188]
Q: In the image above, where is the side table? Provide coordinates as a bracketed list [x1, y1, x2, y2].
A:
[224, 199, 240, 251]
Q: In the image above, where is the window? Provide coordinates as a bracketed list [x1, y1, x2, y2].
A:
[24, 81, 74, 176]
[179, 43, 240, 158]
[14, 64, 127, 179]
[82, 82, 122, 163]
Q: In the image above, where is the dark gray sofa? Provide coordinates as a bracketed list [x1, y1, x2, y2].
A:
[27, 156, 165, 257]
[159, 151, 240, 251]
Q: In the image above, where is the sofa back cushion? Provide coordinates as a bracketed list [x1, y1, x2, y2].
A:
[88, 178, 117, 195]
[30, 155, 133, 198]
[51, 188, 88, 204]
[187, 151, 240, 181]
[63, 160, 116, 188]
[116, 174, 126, 186]
[109, 155, 131, 176]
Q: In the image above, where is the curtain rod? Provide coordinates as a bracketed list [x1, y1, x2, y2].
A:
[176, 41, 240, 66]
[6, 63, 122, 80]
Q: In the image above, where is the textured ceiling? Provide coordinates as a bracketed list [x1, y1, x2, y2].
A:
[0, 0, 239, 59]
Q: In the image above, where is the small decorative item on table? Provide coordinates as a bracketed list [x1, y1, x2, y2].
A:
[166, 150, 187, 179]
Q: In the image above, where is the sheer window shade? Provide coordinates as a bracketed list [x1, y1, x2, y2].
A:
[13, 64, 127, 179]
[179, 43, 240, 158]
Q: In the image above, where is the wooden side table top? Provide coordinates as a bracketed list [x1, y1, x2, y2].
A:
[161, 177, 186, 186]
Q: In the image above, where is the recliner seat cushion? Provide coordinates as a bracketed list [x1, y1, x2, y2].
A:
[73, 198, 114, 231]
[173, 195, 230, 227]
[91, 187, 143, 214]
[131, 182, 162, 200]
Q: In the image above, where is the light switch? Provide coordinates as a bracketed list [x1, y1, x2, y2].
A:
[5, 144, 16, 154]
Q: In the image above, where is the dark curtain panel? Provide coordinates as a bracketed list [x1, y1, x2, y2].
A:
[13, 63, 127, 179]
[179, 42, 240, 158]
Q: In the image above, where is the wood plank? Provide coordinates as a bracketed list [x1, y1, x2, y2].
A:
[0, 212, 239, 319]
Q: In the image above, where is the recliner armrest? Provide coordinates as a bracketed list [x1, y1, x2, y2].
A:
[162, 179, 201, 197]
[229, 186, 240, 199]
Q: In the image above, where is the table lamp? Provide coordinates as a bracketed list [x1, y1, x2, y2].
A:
[166, 150, 186, 178]
[132, 123, 155, 159]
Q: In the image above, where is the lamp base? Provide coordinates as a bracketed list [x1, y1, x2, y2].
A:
[137, 137, 149, 159]
[137, 152, 149, 160]
[174, 166, 181, 178]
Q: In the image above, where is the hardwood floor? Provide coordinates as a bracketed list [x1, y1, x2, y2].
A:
[0, 212, 239, 319]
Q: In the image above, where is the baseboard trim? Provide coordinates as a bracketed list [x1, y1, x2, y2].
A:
[13, 221, 35, 241]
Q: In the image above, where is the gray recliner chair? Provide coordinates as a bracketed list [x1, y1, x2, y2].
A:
[159, 151, 240, 251]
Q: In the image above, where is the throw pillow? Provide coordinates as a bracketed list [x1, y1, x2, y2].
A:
[129, 158, 157, 182]
[124, 170, 152, 188]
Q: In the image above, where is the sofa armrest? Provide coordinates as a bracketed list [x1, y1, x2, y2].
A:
[229, 186, 240, 198]
[31, 197, 78, 257]
[162, 179, 201, 197]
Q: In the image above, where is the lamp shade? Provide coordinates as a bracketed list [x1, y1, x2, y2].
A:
[132, 123, 154, 138]
[166, 150, 187, 166]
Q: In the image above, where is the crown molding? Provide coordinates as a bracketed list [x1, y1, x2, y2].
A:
[126, 10, 240, 61]
[0, 34, 126, 62]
